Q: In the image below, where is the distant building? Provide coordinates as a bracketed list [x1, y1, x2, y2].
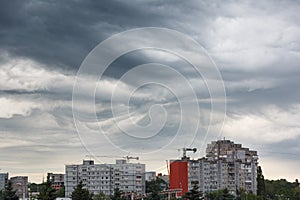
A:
[170, 139, 258, 197]
[10, 176, 29, 199]
[145, 172, 156, 181]
[65, 160, 145, 197]
[0, 173, 8, 190]
[157, 173, 169, 189]
[47, 173, 64, 190]
[158, 174, 169, 183]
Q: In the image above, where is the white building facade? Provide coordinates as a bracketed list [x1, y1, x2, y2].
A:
[65, 160, 145, 197]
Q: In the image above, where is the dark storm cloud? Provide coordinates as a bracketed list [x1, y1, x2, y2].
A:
[0, 0, 300, 181]
[0, 0, 106, 69]
[0, 0, 183, 70]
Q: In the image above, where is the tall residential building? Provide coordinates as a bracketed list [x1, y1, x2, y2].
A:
[47, 173, 65, 190]
[170, 139, 258, 197]
[0, 173, 8, 191]
[203, 140, 258, 194]
[65, 160, 145, 197]
[10, 176, 29, 199]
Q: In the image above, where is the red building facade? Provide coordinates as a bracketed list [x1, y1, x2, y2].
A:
[169, 160, 188, 197]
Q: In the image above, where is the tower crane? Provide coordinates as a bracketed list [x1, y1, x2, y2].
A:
[85, 155, 139, 163]
[166, 160, 170, 183]
[181, 147, 197, 160]
[123, 156, 139, 163]
[85, 155, 112, 160]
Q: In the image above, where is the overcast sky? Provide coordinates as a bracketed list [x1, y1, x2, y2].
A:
[0, 0, 299, 183]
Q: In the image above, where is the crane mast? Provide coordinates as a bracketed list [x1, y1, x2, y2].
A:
[182, 147, 197, 160]
[124, 156, 139, 163]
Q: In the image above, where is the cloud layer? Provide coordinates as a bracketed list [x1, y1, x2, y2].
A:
[0, 0, 299, 182]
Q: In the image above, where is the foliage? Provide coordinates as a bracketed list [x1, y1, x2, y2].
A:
[93, 192, 110, 200]
[55, 186, 65, 197]
[223, 188, 235, 199]
[145, 177, 166, 200]
[205, 189, 234, 200]
[111, 187, 126, 200]
[29, 183, 39, 193]
[30, 182, 64, 199]
[257, 166, 265, 197]
[71, 181, 93, 200]
[0, 181, 19, 200]
[265, 179, 300, 199]
[205, 176, 300, 200]
[37, 180, 57, 200]
[183, 181, 204, 200]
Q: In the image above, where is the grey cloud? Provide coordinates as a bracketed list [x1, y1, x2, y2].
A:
[0, 0, 180, 70]
[0, 0, 300, 181]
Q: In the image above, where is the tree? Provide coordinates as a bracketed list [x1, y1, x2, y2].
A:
[257, 166, 265, 197]
[145, 178, 165, 200]
[236, 188, 247, 200]
[183, 181, 204, 200]
[71, 182, 93, 200]
[0, 190, 3, 200]
[93, 192, 109, 200]
[293, 186, 300, 200]
[55, 186, 65, 198]
[222, 188, 234, 200]
[205, 189, 223, 200]
[294, 179, 299, 187]
[29, 183, 40, 200]
[205, 189, 234, 200]
[2, 181, 19, 200]
[111, 187, 126, 200]
[37, 180, 57, 200]
[265, 178, 300, 199]
[246, 193, 259, 200]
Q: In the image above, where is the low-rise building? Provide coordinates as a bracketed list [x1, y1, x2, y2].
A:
[0, 173, 8, 191]
[10, 176, 29, 199]
[47, 173, 64, 190]
[145, 172, 156, 182]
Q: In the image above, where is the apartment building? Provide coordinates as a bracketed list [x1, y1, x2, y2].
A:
[204, 140, 258, 194]
[170, 139, 258, 197]
[65, 159, 145, 197]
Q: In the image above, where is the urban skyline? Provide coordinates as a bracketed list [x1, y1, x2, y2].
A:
[0, 0, 300, 184]
[0, 139, 296, 185]
[1, 139, 260, 198]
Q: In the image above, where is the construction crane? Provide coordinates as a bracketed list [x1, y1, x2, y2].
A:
[123, 156, 139, 163]
[85, 155, 112, 160]
[85, 155, 139, 163]
[181, 147, 197, 160]
[166, 160, 170, 184]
